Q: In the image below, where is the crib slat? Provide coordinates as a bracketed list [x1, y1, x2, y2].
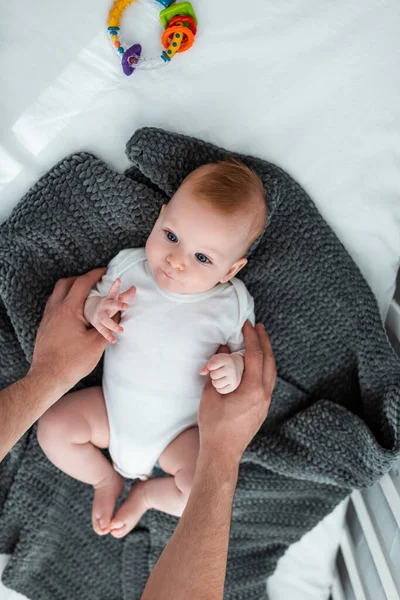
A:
[351, 490, 400, 600]
[339, 525, 368, 600]
[379, 473, 400, 529]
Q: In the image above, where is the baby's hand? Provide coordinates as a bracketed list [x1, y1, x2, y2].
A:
[200, 352, 244, 395]
[84, 278, 136, 344]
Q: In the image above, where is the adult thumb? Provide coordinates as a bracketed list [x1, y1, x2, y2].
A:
[89, 327, 108, 351]
[217, 345, 230, 355]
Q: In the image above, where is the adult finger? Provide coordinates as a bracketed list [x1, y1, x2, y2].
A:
[46, 277, 77, 308]
[65, 268, 107, 307]
[241, 321, 264, 386]
[88, 325, 109, 351]
[217, 345, 230, 355]
[256, 323, 277, 394]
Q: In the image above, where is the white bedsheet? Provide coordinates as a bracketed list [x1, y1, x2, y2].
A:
[1, 0, 399, 598]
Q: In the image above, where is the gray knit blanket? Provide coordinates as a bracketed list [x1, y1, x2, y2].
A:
[0, 127, 399, 600]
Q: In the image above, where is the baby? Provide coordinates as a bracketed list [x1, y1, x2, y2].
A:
[38, 159, 266, 539]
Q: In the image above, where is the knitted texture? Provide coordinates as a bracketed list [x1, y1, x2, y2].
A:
[0, 127, 399, 600]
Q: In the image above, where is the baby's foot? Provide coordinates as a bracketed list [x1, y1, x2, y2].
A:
[92, 470, 124, 536]
[110, 480, 149, 539]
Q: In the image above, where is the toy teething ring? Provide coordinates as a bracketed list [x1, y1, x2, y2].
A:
[107, 0, 198, 75]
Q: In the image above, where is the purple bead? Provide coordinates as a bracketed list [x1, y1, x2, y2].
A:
[121, 44, 142, 76]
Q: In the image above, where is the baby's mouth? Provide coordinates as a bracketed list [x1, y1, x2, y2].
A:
[161, 269, 174, 280]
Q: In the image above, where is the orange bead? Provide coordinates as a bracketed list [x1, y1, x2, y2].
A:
[114, 41, 121, 48]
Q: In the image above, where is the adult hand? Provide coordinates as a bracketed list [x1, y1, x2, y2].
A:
[29, 268, 112, 395]
[198, 322, 277, 464]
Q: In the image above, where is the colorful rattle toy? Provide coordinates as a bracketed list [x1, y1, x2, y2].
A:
[107, 0, 198, 75]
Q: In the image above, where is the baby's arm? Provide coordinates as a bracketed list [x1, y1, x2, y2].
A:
[84, 257, 136, 343]
[200, 285, 255, 395]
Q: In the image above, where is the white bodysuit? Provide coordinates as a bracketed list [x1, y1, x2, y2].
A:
[89, 248, 255, 480]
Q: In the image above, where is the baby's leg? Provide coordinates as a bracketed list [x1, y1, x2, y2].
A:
[37, 386, 124, 536]
[110, 426, 200, 538]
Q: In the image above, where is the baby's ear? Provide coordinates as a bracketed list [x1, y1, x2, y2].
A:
[160, 204, 167, 215]
[220, 258, 248, 283]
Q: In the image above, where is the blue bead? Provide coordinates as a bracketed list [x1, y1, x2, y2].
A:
[118, 47, 124, 54]
[107, 26, 120, 31]
[161, 51, 171, 62]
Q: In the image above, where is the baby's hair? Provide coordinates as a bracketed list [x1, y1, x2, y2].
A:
[183, 158, 267, 249]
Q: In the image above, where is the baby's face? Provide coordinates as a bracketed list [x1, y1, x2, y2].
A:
[145, 184, 249, 294]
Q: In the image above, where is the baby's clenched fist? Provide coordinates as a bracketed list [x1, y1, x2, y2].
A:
[200, 352, 244, 395]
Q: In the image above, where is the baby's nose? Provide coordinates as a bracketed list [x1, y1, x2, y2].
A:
[167, 253, 185, 271]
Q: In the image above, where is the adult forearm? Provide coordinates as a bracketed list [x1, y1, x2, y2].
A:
[141, 450, 239, 600]
[0, 371, 64, 462]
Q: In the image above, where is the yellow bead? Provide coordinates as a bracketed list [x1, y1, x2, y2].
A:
[108, 0, 134, 28]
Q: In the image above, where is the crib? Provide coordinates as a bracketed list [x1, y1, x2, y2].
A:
[331, 293, 400, 600]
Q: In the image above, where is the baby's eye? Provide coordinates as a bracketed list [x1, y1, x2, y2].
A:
[165, 230, 178, 243]
[196, 253, 211, 264]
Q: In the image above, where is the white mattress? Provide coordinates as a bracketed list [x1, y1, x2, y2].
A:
[1, 0, 400, 598]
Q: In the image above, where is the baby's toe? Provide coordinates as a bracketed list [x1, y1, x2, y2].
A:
[92, 514, 109, 536]
[92, 497, 112, 536]
[110, 482, 147, 538]
[92, 471, 124, 536]
[110, 522, 129, 538]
